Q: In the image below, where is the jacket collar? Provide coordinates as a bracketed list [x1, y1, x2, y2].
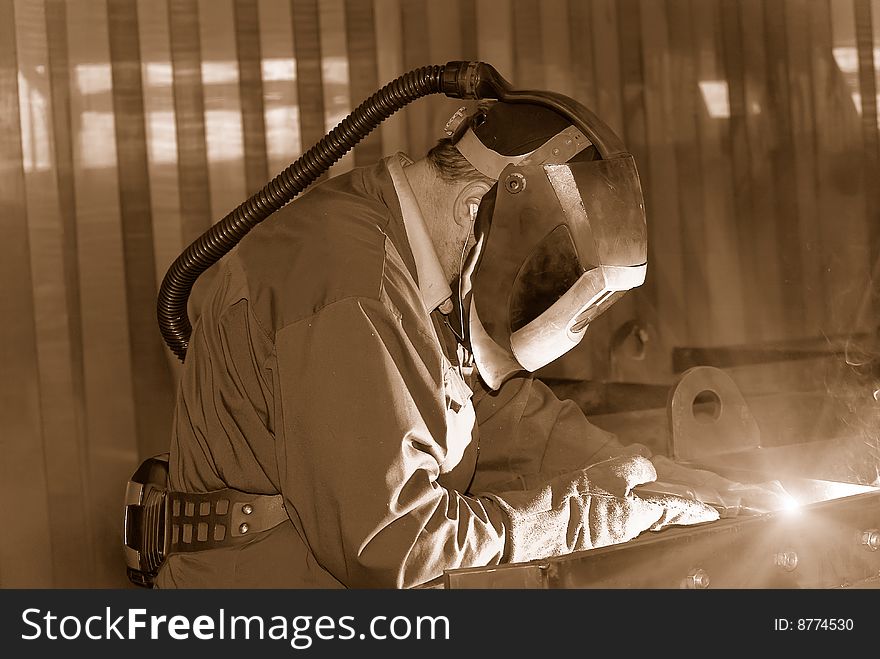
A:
[385, 153, 453, 314]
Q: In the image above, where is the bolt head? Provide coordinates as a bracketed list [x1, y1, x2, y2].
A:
[861, 529, 880, 551]
[774, 551, 799, 571]
[686, 569, 710, 589]
[504, 173, 526, 194]
[239, 522, 249, 534]
[242, 504, 253, 515]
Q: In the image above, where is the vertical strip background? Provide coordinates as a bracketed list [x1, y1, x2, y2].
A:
[1, 0, 878, 586]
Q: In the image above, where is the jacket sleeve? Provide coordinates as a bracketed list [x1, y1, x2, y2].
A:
[469, 375, 650, 494]
[271, 293, 509, 588]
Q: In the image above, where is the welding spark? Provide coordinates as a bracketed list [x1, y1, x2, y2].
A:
[770, 489, 803, 515]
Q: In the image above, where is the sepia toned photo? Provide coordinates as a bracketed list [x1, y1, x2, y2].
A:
[2, 0, 879, 606]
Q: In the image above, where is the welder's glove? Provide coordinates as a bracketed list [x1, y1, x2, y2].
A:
[650, 455, 798, 514]
[485, 454, 720, 564]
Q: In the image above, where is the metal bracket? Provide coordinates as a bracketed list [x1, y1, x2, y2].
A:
[667, 366, 761, 462]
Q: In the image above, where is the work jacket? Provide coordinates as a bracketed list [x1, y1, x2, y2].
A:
[156, 155, 625, 588]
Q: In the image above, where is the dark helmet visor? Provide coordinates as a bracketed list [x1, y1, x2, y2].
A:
[509, 225, 584, 332]
[470, 155, 646, 365]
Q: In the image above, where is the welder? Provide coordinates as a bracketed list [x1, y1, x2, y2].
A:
[145, 75, 784, 588]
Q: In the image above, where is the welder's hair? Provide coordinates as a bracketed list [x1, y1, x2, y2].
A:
[426, 101, 496, 185]
[426, 137, 490, 184]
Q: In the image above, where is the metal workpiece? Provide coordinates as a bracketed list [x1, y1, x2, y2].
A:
[443, 367, 880, 589]
[444, 489, 880, 588]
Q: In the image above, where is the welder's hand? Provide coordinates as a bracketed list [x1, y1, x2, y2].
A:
[650, 455, 798, 514]
[486, 455, 720, 564]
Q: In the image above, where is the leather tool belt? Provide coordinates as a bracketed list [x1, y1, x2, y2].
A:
[123, 453, 287, 587]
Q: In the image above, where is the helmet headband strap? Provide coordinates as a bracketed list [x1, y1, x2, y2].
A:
[454, 124, 592, 179]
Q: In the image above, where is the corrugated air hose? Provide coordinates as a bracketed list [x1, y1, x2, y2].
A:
[158, 64, 455, 361]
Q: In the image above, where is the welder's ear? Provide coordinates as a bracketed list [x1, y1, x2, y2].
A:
[453, 179, 493, 228]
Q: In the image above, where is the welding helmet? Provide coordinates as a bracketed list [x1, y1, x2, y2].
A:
[451, 102, 647, 389]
